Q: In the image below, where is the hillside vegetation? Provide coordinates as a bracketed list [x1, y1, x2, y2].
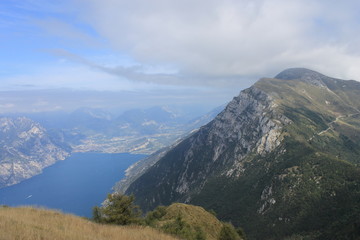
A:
[0, 206, 177, 240]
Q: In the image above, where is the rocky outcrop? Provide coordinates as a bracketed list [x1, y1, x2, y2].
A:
[0, 117, 71, 188]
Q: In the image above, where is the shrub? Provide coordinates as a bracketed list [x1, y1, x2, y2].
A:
[236, 227, 247, 240]
[92, 193, 141, 225]
[219, 223, 242, 240]
[145, 206, 167, 226]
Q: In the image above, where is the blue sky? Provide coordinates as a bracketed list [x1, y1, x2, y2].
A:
[1, 0, 360, 113]
[0, 0, 135, 90]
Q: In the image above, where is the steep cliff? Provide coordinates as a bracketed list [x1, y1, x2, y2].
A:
[0, 117, 71, 188]
[122, 68, 360, 239]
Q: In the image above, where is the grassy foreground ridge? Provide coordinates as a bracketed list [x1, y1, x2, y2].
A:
[0, 206, 177, 240]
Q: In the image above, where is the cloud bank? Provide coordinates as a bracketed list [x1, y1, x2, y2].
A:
[73, 0, 360, 85]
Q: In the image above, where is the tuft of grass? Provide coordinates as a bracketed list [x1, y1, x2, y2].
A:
[0, 206, 178, 240]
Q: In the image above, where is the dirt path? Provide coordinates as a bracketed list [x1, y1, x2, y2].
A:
[308, 112, 360, 141]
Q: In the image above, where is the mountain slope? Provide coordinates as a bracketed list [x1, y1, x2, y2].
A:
[0, 206, 177, 240]
[123, 68, 360, 240]
[0, 117, 71, 188]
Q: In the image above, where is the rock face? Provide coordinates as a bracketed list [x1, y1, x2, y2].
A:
[122, 68, 360, 239]
[0, 117, 71, 188]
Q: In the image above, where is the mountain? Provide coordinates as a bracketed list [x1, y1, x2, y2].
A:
[66, 107, 113, 132]
[0, 206, 177, 240]
[0, 117, 71, 188]
[121, 68, 360, 239]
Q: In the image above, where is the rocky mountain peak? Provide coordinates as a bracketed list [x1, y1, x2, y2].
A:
[274, 68, 328, 87]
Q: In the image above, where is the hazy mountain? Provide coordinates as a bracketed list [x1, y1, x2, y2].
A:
[121, 68, 360, 239]
[67, 107, 113, 131]
[0, 117, 71, 188]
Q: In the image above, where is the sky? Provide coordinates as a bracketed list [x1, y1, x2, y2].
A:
[1, 0, 360, 113]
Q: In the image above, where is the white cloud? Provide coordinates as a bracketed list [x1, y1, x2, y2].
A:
[0, 103, 15, 109]
[34, 18, 101, 47]
[73, 0, 360, 84]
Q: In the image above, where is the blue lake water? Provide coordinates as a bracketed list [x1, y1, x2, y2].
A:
[0, 152, 145, 217]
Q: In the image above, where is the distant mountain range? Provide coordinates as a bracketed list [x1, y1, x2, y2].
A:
[120, 68, 360, 239]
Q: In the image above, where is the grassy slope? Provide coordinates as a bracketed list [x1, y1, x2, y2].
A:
[0, 206, 178, 240]
[255, 78, 360, 165]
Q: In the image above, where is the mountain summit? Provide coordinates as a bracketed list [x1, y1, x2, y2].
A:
[120, 68, 360, 240]
[274, 68, 340, 87]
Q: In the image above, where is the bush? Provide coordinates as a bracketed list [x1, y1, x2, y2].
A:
[92, 206, 102, 223]
[236, 227, 247, 240]
[162, 214, 187, 235]
[208, 209, 217, 216]
[161, 214, 197, 240]
[92, 193, 141, 225]
[219, 223, 242, 240]
[145, 206, 167, 226]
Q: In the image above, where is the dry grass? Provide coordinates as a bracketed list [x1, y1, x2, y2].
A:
[0, 206, 178, 240]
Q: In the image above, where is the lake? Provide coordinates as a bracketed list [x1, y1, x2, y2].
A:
[0, 152, 146, 217]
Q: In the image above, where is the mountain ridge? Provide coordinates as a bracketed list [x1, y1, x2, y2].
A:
[121, 68, 360, 239]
